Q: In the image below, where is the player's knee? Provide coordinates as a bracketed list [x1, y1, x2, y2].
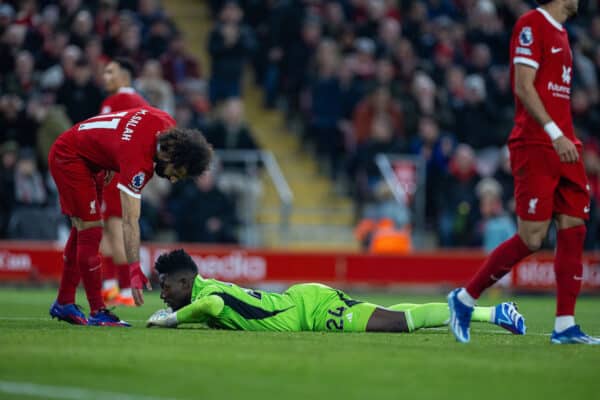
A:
[519, 233, 544, 251]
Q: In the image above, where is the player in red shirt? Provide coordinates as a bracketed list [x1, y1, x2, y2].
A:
[48, 107, 213, 326]
[448, 0, 599, 344]
[98, 58, 149, 307]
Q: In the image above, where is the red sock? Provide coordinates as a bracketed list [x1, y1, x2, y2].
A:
[116, 263, 131, 289]
[555, 225, 586, 316]
[57, 227, 80, 305]
[102, 256, 117, 282]
[466, 234, 533, 298]
[77, 227, 104, 313]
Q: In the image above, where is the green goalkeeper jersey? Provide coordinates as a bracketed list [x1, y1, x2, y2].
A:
[182, 276, 376, 332]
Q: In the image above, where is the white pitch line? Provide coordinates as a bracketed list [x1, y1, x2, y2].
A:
[0, 380, 176, 400]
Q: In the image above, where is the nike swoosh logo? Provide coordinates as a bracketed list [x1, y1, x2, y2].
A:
[551, 47, 562, 54]
[573, 276, 584, 281]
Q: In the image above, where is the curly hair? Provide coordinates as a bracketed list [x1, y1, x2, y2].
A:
[158, 128, 213, 177]
[154, 249, 198, 275]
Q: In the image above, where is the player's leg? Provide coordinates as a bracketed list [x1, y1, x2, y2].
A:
[50, 225, 87, 325]
[48, 146, 88, 324]
[449, 145, 557, 342]
[106, 216, 134, 306]
[550, 162, 599, 344]
[100, 230, 119, 304]
[389, 302, 525, 334]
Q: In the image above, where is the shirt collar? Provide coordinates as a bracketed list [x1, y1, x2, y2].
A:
[118, 87, 136, 94]
[536, 7, 563, 31]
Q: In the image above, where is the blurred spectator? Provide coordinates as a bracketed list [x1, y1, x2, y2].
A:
[3, 50, 38, 99]
[207, 0, 255, 104]
[162, 33, 201, 90]
[135, 59, 176, 116]
[409, 115, 455, 222]
[475, 177, 516, 252]
[170, 171, 238, 244]
[437, 144, 481, 247]
[29, 96, 72, 170]
[56, 58, 103, 123]
[352, 85, 403, 145]
[583, 139, 600, 249]
[205, 98, 262, 223]
[0, 141, 18, 236]
[12, 148, 47, 208]
[0, 94, 37, 148]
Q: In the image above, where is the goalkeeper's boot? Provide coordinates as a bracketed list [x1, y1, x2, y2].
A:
[88, 308, 131, 327]
[493, 302, 526, 335]
[448, 288, 473, 343]
[551, 325, 600, 345]
[49, 301, 88, 325]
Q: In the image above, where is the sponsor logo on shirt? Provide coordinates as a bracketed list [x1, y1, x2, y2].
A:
[131, 172, 145, 190]
[519, 27, 533, 46]
[516, 47, 532, 56]
[547, 81, 570, 99]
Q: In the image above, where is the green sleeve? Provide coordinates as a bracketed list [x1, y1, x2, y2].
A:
[176, 295, 225, 324]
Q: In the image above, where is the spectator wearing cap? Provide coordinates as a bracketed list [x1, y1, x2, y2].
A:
[207, 0, 254, 104]
[55, 58, 103, 123]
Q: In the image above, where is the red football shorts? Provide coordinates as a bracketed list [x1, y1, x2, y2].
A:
[49, 143, 103, 222]
[510, 144, 590, 221]
[100, 173, 123, 220]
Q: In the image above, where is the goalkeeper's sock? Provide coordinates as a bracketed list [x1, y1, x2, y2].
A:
[401, 303, 451, 332]
[57, 227, 80, 305]
[393, 303, 495, 331]
[473, 306, 494, 323]
[77, 227, 104, 313]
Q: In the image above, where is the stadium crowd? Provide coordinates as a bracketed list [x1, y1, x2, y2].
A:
[207, 0, 600, 249]
[0, 0, 252, 244]
[0, 0, 599, 249]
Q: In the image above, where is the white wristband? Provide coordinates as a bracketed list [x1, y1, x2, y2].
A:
[544, 121, 564, 141]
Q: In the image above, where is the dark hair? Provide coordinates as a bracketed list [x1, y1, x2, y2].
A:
[154, 249, 198, 275]
[158, 128, 213, 177]
[535, 0, 552, 4]
[113, 57, 137, 79]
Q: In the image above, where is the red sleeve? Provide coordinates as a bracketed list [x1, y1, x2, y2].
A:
[512, 14, 543, 70]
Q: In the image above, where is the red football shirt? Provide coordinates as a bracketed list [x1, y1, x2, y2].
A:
[55, 106, 175, 198]
[508, 8, 578, 148]
[100, 87, 148, 114]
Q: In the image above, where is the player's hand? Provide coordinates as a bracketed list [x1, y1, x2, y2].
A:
[553, 136, 579, 163]
[129, 261, 151, 306]
[146, 309, 178, 328]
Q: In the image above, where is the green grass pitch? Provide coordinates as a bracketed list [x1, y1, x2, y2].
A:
[0, 288, 599, 400]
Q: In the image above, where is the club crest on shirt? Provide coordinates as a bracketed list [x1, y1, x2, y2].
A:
[131, 172, 145, 190]
[519, 27, 533, 46]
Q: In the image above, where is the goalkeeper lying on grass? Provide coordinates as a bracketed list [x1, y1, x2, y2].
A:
[147, 249, 526, 335]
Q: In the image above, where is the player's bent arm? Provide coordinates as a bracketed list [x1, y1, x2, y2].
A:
[146, 295, 225, 328]
[119, 189, 141, 264]
[176, 295, 225, 324]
